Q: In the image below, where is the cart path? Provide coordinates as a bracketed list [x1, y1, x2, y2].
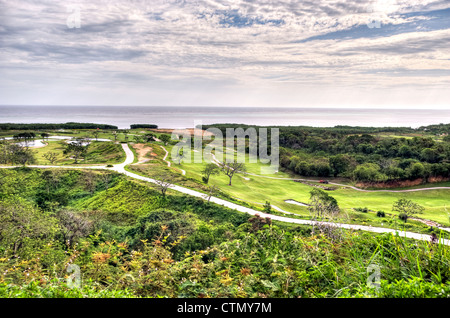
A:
[1, 143, 449, 245]
[160, 145, 186, 175]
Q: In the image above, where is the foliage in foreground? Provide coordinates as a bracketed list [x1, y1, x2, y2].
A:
[1, 168, 450, 298]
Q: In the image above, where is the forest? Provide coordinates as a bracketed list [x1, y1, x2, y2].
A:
[202, 124, 450, 185]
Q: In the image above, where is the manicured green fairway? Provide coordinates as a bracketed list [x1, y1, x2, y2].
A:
[164, 144, 450, 226]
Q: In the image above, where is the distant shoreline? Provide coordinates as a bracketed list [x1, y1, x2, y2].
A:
[1, 105, 450, 129]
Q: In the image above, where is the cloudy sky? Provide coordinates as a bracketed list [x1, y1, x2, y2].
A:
[0, 0, 449, 108]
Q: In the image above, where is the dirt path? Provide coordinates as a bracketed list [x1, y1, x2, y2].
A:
[160, 145, 186, 175]
[132, 143, 156, 164]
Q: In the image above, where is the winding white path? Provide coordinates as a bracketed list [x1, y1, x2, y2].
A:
[112, 145, 450, 246]
[160, 145, 186, 175]
[1, 143, 449, 245]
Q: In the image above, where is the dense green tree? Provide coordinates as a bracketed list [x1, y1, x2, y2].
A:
[353, 163, 387, 182]
[63, 138, 89, 164]
[201, 163, 220, 184]
[420, 148, 440, 163]
[308, 188, 339, 220]
[392, 198, 425, 223]
[406, 162, 426, 179]
[329, 154, 352, 177]
[159, 134, 171, 145]
[0, 196, 59, 257]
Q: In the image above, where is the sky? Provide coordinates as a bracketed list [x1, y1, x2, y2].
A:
[0, 0, 449, 109]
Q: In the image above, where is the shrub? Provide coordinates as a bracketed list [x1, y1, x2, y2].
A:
[355, 207, 368, 213]
[376, 211, 385, 217]
[398, 213, 408, 222]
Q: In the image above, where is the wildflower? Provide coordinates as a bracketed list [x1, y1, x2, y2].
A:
[240, 268, 251, 276]
[153, 239, 162, 246]
[92, 252, 111, 264]
[117, 242, 127, 249]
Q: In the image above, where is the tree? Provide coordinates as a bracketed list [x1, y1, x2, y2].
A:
[43, 152, 58, 165]
[308, 188, 340, 220]
[13, 132, 36, 147]
[392, 198, 425, 223]
[204, 184, 219, 202]
[0, 197, 58, 256]
[174, 146, 185, 165]
[17, 147, 35, 166]
[0, 142, 35, 166]
[122, 130, 129, 142]
[329, 154, 352, 177]
[134, 135, 144, 143]
[112, 131, 118, 142]
[92, 130, 100, 141]
[248, 214, 272, 232]
[201, 163, 220, 184]
[219, 161, 246, 186]
[263, 201, 272, 214]
[40, 133, 50, 141]
[159, 134, 171, 145]
[84, 171, 96, 194]
[101, 173, 113, 191]
[353, 163, 387, 182]
[406, 162, 426, 180]
[308, 188, 340, 236]
[144, 133, 156, 142]
[64, 138, 89, 164]
[154, 173, 175, 198]
[421, 148, 440, 163]
[57, 210, 93, 247]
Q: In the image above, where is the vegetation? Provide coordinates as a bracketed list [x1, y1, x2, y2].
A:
[203, 124, 450, 185]
[130, 124, 158, 129]
[1, 168, 450, 298]
[0, 123, 118, 130]
[2, 123, 450, 299]
[201, 163, 220, 184]
[392, 199, 425, 223]
[220, 161, 246, 186]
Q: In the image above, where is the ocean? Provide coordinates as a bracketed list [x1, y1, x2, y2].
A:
[0, 105, 449, 129]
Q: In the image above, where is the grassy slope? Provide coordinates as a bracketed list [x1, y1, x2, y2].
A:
[160, 143, 450, 227]
[33, 140, 125, 165]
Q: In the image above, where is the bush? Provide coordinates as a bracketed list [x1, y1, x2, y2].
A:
[376, 210, 385, 217]
[130, 124, 158, 129]
[399, 213, 408, 222]
[355, 207, 369, 213]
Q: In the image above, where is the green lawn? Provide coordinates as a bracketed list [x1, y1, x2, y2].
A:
[13, 129, 450, 228]
[33, 140, 125, 165]
[159, 144, 450, 227]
